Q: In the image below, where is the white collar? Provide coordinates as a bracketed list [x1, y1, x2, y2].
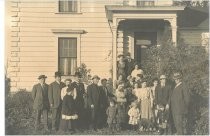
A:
[175, 82, 182, 88]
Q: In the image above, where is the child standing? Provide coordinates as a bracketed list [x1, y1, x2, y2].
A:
[106, 100, 118, 133]
[156, 105, 169, 134]
[128, 101, 140, 131]
[59, 86, 78, 133]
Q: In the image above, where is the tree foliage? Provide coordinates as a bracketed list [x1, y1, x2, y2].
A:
[142, 25, 209, 134]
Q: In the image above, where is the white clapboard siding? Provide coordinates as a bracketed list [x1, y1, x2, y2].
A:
[20, 27, 112, 33]
[20, 17, 108, 23]
[179, 30, 205, 46]
[8, 0, 117, 91]
[20, 66, 57, 72]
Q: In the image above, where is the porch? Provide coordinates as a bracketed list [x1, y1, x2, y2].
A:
[105, 5, 185, 81]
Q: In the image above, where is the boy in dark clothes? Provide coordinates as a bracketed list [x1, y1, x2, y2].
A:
[59, 85, 78, 133]
[106, 100, 118, 133]
[156, 105, 169, 134]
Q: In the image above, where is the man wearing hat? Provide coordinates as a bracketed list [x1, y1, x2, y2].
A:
[155, 75, 171, 110]
[169, 72, 190, 135]
[99, 78, 115, 127]
[154, 75, 172, 134]
[71, 72, 86, 129]
[48, 71, 65, 131]
[87, 75, 101, 130]
[32, 75, 49, 131]
[125, 54, 135, 77]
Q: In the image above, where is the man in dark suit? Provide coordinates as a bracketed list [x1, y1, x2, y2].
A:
[155, 75, 171, 110]
[99, 78, 115, 128]
[32, 75, 49, 131]
[169, 72, 190, 135]
[125, 54, 135, 77]
[87, 75, 101, 130]
[48, 72, 65, 131]
[71, 72, 85, 129]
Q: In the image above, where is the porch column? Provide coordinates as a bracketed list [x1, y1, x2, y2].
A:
[112, 26, 117, 82]
[165, 18, 177, 46]
[117, 30, 124, 56]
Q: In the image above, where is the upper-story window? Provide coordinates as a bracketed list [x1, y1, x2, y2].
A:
[137, 1, 155, 6]
[59, 0, 78, 12]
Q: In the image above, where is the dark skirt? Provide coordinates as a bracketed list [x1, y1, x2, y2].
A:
[59, 119, 73, 132]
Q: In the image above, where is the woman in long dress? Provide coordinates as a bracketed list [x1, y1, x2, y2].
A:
[135, 79, 153, 131]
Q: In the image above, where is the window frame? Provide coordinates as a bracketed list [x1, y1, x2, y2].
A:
[56, 0, 81, 14]
[58, 37, 77, 76]
[56, 34, 81, 76]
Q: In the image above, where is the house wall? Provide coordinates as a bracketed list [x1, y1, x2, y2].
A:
[179, 29, 209, 46]
[7, 0, 122, 92]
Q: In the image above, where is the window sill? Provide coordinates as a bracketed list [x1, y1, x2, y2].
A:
[55, 12, 82, 14]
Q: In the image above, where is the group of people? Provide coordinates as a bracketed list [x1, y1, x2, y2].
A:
[31, 54, 191, 135]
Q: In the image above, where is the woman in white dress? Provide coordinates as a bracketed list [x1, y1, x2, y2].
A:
[135, 79, 153, 131]
[131, 64, 144, 79]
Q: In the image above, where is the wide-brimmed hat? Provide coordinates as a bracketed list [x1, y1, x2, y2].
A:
[173, 72, 182, 79]
[160, 75, 166, 80]
[118, 54, 124, 58]
[54, 71, 61, 77]
[38, 75, 47, 79]
[92, 75, 100, 80]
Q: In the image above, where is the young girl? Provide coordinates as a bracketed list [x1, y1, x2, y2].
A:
[59, 86, 78, 133]
[106, 100, 118, 133]
[136, 79, 153, 132]
[128, 101, 140, 131]
[115, 83, 127, 130]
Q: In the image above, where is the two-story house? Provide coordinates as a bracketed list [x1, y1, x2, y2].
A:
[6, 0, 209, 91]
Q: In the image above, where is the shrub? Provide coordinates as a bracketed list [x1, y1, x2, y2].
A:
[5, 90, 34, 134]
[142, 27, 209, 134]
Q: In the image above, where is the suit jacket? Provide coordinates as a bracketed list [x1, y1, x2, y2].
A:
[71, 81, 85, 108]
[48, 81, 65, 108]
[155, 85, 171, 106]
[99, 85, 115, 109]
[170, 82, 190, 115]
[32, 83, 49, 110]
[87, 83, 100, 110]
[125, 59, 135, 76]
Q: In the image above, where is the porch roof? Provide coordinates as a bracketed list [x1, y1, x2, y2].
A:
[105, 5, 185, 21]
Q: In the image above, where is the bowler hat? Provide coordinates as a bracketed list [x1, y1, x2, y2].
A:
[92, 75, 100, 80]
[38, 75, 47, 79]
[55, 71, 61, 77]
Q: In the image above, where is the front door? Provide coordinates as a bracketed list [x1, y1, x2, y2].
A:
[134, 32, 157, 67]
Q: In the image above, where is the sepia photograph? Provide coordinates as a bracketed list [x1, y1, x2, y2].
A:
[5, 0, 209, 135]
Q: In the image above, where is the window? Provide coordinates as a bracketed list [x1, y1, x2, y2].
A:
[137, 1, 155, 6]
[58, 38, 77, 76]
[59, 0, 77, 12]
